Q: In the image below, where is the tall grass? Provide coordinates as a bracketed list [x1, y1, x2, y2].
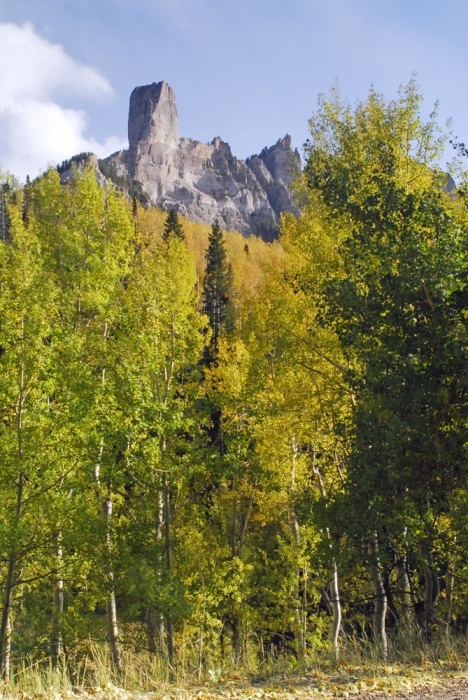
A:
[1, 629, 467, 697]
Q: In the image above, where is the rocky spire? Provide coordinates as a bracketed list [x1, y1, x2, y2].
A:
[99, 81, 301, 239]
[128, 81, 179, 150]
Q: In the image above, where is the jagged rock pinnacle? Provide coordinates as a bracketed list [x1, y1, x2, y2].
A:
[100, 81, 300, 238]
[128, 81, 179, 149]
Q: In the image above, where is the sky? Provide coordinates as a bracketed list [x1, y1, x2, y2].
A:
[0, 0, 467, 180]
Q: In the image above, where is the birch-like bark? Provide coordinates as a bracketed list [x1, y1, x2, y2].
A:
[288, 509, 306, 660]
[0, 385, 25, 678]
[396, 552, 412, 624]
[101, 496, 122, 673]
[329, 565, 341, 659]
[231, 495, 237, 558]
[94, 438, 122, 673]
[0, 472, 24, 679]
[368, 534, 387, 656]
[152, 319, 176, 665]
[0, 559, 13, 680]
[289, 439, 306, 659]
[146, 489, 165, 654]
[3, 617, 11, 681]
[0, 328, 27, 679]
[229, 495, 241, 662]
[446, 569, 454, 633]
[163, 472, 174, 665]
[312, 456, 341, 662]
[51, 532, 64, 663]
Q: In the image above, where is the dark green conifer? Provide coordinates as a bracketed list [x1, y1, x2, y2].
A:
[163, 208, 185, 242]
[202, 220, 235, 351]
[22, 175, 31, 226]
[0, 183, 11, 242]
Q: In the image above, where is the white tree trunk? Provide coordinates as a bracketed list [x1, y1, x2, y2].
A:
[288, 509, 306, 660]
[446, 569, 454, 634]
[51, 533, 64, 663]
[163, 473, 174, 665]
[368, 534, 387, 656]
[101, 497, 122, 673]
[396, 552, 412, 625]
[329, 564, 341, 662]
[312, 456, 342, 662]
[147, 489, 165, 654]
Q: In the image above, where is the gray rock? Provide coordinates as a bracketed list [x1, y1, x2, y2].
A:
[100, 81, 301, 238]
[128, 82, 179, 149]
[59, 153, 109, 188]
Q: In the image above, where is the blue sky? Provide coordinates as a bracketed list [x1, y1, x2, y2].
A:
[0, 0, 467, 179]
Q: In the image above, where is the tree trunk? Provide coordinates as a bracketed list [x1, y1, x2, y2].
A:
[312, 457, 342, 662]
[329, 564, 341, 662]
[146, 609, 165, 654]
[288, 508, 306, 660]
[163, 472, 174, 666]
[288, 439, 306, 659]
[3, 616, 11, 682]
[1, 353, 27, 679]
[147, 489, 165, 654]
[417, 559, 439, 642]
[102, 496, 122, 674]
[396, 552, 412, 624]
[0, 562, 15, 679]
[94, 438, 122, 673]
[228, 492, 253, 664]
[383, 570, 399, 628]
[229, 495, 242, 663]
[51, 532, 64, 663]
[446, 569, 454, 633]
[368, 534, 387, 656]
[0, 471, 24, 679]
[231, 495, 237, 557]
[231, 614, 241, 663]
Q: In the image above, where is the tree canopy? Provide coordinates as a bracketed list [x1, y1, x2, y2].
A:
[0, 81, 468, 677]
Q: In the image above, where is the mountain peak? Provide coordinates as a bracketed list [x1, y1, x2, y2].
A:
[102, 81, 299, 238]
[128, 81, 179, 149]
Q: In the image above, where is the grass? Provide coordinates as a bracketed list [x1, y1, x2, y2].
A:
[1, 630, 468, 699]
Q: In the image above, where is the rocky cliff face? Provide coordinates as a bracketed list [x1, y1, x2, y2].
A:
[101, 81, 300, 238]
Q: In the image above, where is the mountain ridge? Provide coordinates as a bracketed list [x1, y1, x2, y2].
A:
[101, 81, 301, 239]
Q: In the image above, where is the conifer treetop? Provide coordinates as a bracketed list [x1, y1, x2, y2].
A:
[202, 220, 235, 350]
[163, 207, 185, 242]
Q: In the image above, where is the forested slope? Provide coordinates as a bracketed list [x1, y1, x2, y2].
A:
[0, 81, 468, 680]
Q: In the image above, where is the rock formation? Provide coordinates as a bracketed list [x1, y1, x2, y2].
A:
[101, 81, 300, 238]
[59, 81, 300, 238]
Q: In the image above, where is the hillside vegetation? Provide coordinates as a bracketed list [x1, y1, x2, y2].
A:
[1, 81, 468, 690]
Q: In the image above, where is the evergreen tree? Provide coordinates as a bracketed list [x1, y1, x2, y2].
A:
[163, 208, 185, 242]
[22, 176, 31, 226]
[0, 183, 11, 242]
[202, 220, 235, 352]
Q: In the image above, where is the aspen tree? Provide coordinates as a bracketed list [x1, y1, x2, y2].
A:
[32, 167, 134, 669]
[301, 79, 468, 643]
[0, 203, 56, 676]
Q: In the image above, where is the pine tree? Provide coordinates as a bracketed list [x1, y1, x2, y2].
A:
[22, 176, 31, 226]
[202, 220, 235, 351]
[163, 208, 185, 242]
[0, 184, 11, 242]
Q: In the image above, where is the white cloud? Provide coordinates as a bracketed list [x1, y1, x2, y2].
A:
[0, 22, 127, 180]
